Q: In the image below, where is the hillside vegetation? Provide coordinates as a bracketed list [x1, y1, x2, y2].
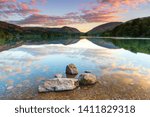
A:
[0, 21, 82, 45]
[87, 22, 122, 35]
[102, 17, 150, 37]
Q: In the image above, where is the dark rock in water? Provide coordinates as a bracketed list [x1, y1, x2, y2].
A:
[54, 74, 63, 78]
[38, 78, 79, 92]
[66, 64, 78, 75]
[78, 73, 97, 85]
[84, 71, 91, 73]
[66, 74, 77, 78]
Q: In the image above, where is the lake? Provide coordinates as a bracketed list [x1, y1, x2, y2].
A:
[0, 37, 150, 99]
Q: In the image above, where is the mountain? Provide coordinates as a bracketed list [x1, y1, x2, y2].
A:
[0, 21, 81, 34]
[87, 22, 122, 34]
[59, 26, 81, 33]
[102, 17, 150, 37]
[0, 21, 23, 40]
[23, 26, 81, 34]
[0, 21, 82, 41]
[0, 21, 22, 33]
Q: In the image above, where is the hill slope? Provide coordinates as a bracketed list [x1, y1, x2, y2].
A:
[0, 21, 23, 40]
[59, 26, 81, 33]
[0, 21, 22, 33]
[0, 21, 81, 40]
[23, 26, 81, 34]
[103, 17, 150, 37]
[87, 22, 122, 34]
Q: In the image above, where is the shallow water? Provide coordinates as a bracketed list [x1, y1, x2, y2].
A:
[0, 38, 150, 99]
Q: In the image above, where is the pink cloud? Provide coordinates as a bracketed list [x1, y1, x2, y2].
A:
[30, 0, 36, 5]
[0, 0, 16, 3]
[30, 0, 47, 5]
[0, 0, 43, 18]
[79, 0, 149, 23]
[2, 0, 150, 27]
[20, 2, 29, 10]
[98, 0, 149, 8]
[13, 14, 81, 26]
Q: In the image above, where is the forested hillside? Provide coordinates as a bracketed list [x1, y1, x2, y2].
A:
[0, 21, 82, 45]
[102, 17, 150, 37]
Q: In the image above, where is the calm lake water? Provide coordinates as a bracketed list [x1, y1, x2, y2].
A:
[0, 37, 150, 99]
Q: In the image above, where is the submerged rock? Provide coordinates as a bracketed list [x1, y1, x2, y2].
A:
[84, 71, 91, 73]
[66, 64, 78, 75]
[7, 86, 14, 90]
[79, 73, 97, 85]
[38, 78, 79, 92]
[54, 74, 63, 78]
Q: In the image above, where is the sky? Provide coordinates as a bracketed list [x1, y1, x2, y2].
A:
[0, 0, 150, 32]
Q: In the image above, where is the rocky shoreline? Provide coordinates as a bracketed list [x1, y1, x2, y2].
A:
[35, 77, 150, 100]
[38, 64, 97, 93]
[34, 64, 150, 100]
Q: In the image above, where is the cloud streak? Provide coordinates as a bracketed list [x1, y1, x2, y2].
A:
[1, 0, 150, 27]
[0, 0, 45, 18]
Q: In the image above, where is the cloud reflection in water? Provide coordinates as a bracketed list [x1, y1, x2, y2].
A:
[0, 39, 150, 99]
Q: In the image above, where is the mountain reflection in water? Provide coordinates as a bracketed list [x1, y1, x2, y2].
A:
[89, 38, 150, 54]
[0, 38, 150, 99]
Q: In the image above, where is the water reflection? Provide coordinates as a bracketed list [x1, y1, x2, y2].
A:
[0, 38, 150, 99]
[89, 38, 150, 54]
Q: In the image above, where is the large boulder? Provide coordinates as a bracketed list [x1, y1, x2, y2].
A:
[78, 73, 97, 85]
[38, 78, 79, 92]
[66, 64, 78, 75]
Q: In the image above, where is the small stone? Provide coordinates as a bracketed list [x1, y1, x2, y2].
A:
[66, 64, 78, 75]
[78, 73, 97, 85]
[77, 87, 81, 90]
[7, 86, 14, 90]
[54, 74, 63, 78]
[130, 83, 134, 86]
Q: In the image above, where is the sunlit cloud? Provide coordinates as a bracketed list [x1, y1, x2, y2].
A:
[0, 0, 44, 18]
[8, 0, 149, 29]
[0, 0, 149, 32]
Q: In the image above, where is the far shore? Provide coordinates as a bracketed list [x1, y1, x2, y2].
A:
[1, 36, 150, 52]
[83, 36, 150, 40]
